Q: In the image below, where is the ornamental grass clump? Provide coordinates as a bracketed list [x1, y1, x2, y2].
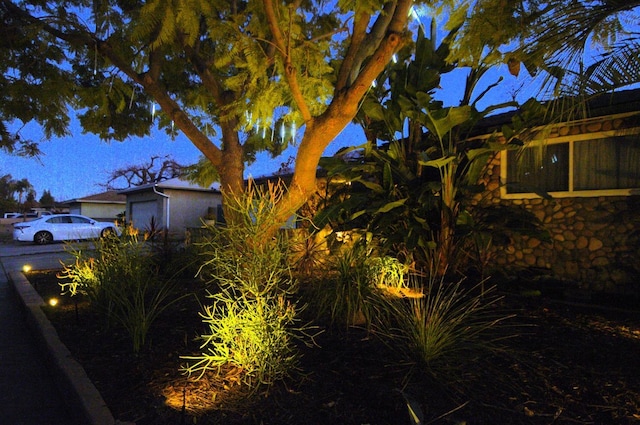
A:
[58, 230, 186, 353]
[309, 238, 378, 329]
[183, 181, 309, 394]
[380, 274, 513, 380]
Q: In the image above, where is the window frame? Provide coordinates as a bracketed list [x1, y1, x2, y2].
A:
[500, 115, 640, 199]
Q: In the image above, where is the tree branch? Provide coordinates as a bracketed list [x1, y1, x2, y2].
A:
[336, 10, 371, 91]
[344, 0, 411, 107]
[263, 0, 312, 123]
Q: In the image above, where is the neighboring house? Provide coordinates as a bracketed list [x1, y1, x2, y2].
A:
[62, 190, 125, 222]
[119, 177, 223, 236]
[470, 88, 640, 296]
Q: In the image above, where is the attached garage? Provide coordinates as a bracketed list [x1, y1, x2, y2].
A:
[119, 178, 222, 236]
[130, 200, 161, 230]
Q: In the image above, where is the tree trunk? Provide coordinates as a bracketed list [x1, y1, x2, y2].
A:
[217, 119, 245, 225]
[269, 97, 359, 234]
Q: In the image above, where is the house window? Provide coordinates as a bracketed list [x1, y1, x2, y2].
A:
[507, 143, 569, 193]
[574, 136, 640, 190]
[503, 131, 640, 198]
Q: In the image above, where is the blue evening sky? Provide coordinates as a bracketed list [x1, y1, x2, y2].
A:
[0, 63, 537, 203]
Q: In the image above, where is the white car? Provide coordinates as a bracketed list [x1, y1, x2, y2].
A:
[13, 214, 120, 245]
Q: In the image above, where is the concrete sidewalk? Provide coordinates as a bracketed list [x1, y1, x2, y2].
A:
[0, 257, 118, 425]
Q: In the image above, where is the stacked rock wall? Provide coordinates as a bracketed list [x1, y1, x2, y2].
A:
[472, 151, 640, 295]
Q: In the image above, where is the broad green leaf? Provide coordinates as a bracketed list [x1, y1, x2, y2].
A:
[375, 198, 408, 214]
[361, 98, 386, 121]
[420, 155, 456, 168]
[424, 105, 472, 141]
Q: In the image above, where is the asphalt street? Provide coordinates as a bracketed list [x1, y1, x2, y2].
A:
[0, 242, 80, 424]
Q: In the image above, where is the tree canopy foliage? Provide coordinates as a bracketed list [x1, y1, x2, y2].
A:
[1, 0, 435, 225]
[2, 0, 636, 227]
[0, 173, 37, 211]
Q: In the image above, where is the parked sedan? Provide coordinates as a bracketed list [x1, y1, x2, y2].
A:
[13, 214, 120, 245]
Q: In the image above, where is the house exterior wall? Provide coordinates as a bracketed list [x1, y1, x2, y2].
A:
[125, 188, 222, 236]
[164, 188, 222, 232]
[472, 116, 640, 295]
[69, 203, 124, 221]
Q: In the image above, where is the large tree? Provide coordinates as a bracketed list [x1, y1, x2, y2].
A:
[1, 0, 459, 228]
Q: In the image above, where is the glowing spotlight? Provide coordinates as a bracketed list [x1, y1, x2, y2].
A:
[22, 264, 32, 273]
[48, 298, 59, 307]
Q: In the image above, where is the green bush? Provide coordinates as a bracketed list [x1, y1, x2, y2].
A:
[183, 182, 309, 394]
[59, 231, 186, 352]
[365, 255, 407, 288]
[310, 239, 374, 329]
[310, 237, 408, 330]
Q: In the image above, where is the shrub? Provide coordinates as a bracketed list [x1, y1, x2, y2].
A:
[365, 255, 407, 289]
[309, 239, 375, 329]
[58, 230, 186, 352]
[310, 236, 408, 330]
[182, 181, 310, 394]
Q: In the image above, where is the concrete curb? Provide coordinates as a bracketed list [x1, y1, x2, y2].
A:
[8, 270, 124, 425]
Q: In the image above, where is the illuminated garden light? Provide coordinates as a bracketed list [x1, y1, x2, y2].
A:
[48, 298, 59, 307]
[22, 264, 32, 273]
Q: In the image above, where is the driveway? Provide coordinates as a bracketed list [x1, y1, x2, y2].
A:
[0, 241, 85, 275]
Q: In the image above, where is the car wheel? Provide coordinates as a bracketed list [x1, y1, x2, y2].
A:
[101, 227, 116, 238]
[34, 231, 53, 245]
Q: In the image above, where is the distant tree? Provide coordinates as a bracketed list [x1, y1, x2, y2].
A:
[12, 178, 33, 207]
[0, 174, 13, 200]
[0, 173, 18, 211]
[24, 189, 36, 211]
[39, 189, 55, 208]
[103, 155, 184, 190]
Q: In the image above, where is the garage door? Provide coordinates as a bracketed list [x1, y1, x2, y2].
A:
[130, 201, 159, 230]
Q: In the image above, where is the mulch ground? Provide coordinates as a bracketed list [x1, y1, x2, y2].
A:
[27, 270, 640, 425]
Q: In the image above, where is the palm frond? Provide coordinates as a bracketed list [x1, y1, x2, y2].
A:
[581, 37, 640, 94]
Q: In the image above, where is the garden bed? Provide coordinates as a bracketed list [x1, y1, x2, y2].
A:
[28, 269, 640, 425]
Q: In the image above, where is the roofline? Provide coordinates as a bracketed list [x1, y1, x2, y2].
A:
[117, 181, 221, 195]
[61, 199, 126, 205]
[472, 87, 640, 135]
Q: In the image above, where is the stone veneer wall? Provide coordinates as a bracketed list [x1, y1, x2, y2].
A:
[471, 118, 640, 295]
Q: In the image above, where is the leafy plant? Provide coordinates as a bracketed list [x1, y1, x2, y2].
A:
[321, 238, 377, 328]
[310, 235, 409, 330]
[183, 181, 311, 394]
[316, 24, 548, 279]
[365, 255, 407, 289]
[58, 230, 186, 352]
